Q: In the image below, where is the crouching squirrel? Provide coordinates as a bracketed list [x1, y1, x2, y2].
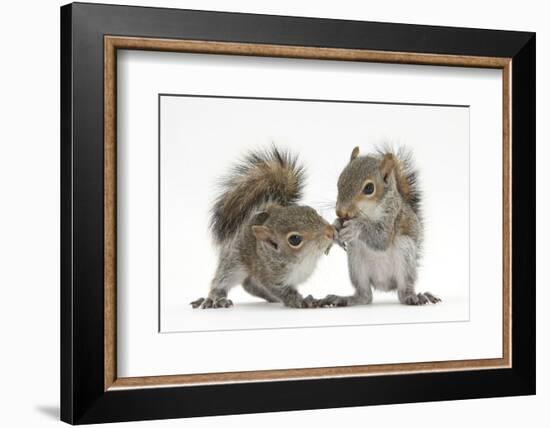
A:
[191, 147, 335, 309]
[320, 146, 441, 307]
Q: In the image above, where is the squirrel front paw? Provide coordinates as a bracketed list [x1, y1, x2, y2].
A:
[283, 294, 320, 309]
[332, 218, 344, 232]
[190, 297, 234, 309]
[302, 294, 320, 308]
[318, 294, 349, 308]
[337, 219, 363, 244]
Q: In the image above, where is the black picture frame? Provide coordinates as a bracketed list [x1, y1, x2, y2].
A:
[61, 2, 535, 424]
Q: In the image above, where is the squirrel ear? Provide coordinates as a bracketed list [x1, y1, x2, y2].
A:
[252, 225, 277, 247]
[350, 146, 360, 161]
[380, 153, 396, 183]
[252, 225, 278, 250]
[252, 225, 271, 240]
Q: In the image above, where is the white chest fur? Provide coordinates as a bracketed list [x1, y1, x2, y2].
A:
[284, 250, 321, 286]
[349, 236, 413, 290]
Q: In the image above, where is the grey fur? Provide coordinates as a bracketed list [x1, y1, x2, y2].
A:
[192, 147, 334, 309]
[376, 144, 422, 217]
[320, 146, 440, 307]
[242, 277, 278, 302]
[209, 146, 305, 245]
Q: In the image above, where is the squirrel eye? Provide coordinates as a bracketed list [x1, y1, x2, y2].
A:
[287, 234, 303, 247]
[363, 182, 375, 195]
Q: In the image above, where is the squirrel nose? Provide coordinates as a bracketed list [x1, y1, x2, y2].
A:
[336, 208, 347, 219]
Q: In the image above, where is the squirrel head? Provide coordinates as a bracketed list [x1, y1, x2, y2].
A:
[335, 147, 397, 221]
[251, 205, 335, 260]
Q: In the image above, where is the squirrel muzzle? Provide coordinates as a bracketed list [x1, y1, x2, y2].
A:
[336, 206, 354, 221]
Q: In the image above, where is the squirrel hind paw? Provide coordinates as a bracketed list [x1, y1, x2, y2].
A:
[190, 297, 205, 309]
[190, 297, 234, 309]
[423, 292, 441, 304]
[401, 292, 441, 306]
[213, 297, 234, 308]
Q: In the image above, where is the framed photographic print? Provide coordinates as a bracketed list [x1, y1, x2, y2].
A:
[60, 2, 536, 424]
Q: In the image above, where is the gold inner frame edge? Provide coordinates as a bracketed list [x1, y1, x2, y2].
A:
[104, 36, 512, 391]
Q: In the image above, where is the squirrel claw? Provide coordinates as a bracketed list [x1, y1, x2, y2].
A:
[423, 292, 441, 304]
[190, 297, 205, 309]
[332, 237, 347, 252]
[401, 292, 441, 306]
[318, 294, 349, 308]
[284, 294, 319, 309]
[190, 297, 234, 309]
[302, 294, 320, 308]
[214, 297, 234, 308]
[202, 298, 214, 309]
[417, 293, 429, 305]
[335, 240, 347, 251]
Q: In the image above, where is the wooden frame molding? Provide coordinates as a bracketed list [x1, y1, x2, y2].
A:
[104, 35, 512, 391]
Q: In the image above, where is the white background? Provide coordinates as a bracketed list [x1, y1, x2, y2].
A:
[0, 0, 546, 427]
[119, 51, 502, 377]
[159, 95, 471, 333]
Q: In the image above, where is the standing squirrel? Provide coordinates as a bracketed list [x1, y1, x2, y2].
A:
[320, 146, 441, 307]
[191, 146, 335, 309]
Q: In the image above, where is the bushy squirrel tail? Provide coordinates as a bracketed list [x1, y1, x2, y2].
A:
[210, 146, 305, 245]
[377, 145, 422, 216]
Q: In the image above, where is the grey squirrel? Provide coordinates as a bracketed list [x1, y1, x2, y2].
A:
[191, 146, 335, 309]
[320, 146, 441, 306]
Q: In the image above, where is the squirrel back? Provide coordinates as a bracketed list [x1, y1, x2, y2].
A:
[210, 146, 305, 245]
